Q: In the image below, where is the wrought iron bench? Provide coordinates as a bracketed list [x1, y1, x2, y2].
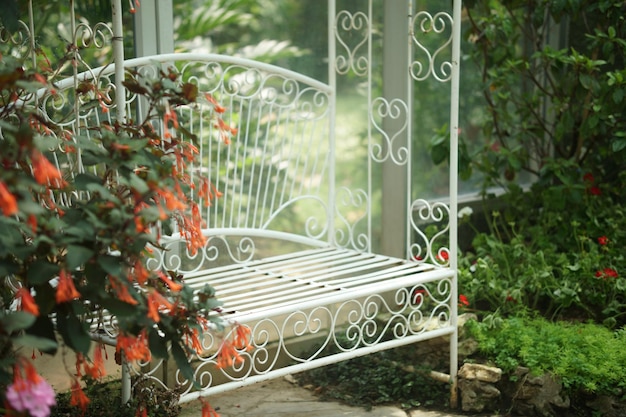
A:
[57, 51, 459, 405]
[28, 0, 462, 408]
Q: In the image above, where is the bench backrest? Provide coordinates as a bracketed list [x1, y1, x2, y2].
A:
[40, 53, 336, 269]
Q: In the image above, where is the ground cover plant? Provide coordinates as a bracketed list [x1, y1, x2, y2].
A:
[465, 316, 626, 397]
[465, 316, 626, 415]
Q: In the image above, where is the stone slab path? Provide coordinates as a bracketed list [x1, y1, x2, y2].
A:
[179, 377, 495, 417]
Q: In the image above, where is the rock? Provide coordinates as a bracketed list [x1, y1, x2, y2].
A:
[587, 395, 626, 417]
[283, 374, 298, 385]
[458, 363, 502, 383]
[458, 363, 503, 413]
[505, 369, 570, 417]
[458, 337, 479, 358]
[458, 378, 501, 413]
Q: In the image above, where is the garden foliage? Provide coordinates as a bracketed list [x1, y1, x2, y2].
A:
[466, 316, 626, 397]
[0, 43, 240, 417]
[454, 0, 626, 327]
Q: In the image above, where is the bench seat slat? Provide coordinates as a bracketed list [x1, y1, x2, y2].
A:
[182, 248, 447, 318]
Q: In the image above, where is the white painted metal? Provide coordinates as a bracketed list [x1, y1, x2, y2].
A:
[134, 0, 174, 56]
[449, 0, 463, 405]
[2, 0, 461, 407]
[331, 0, 461, 406]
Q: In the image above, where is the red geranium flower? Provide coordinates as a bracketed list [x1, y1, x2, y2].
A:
[595, 268, 619, 279]
[459, 294, 469, 307]
[583, 172, 602, 195]
[412, 288, 427, 304]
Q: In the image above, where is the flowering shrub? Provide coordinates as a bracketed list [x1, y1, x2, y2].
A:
[459, 163, 626, 327]
[460, 0, 626, 188]
[0, 51, 242, 416]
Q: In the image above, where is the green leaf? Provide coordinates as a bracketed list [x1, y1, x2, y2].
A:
[612, 139, 626, 152]
[148, 328, 169, 359]
[0, 311, 36, 333]
[25, 315, 58, 354]
[66, 245, 95, 270]
[97, 255, 123, 278]
[64, 220, 96, 241]
[129, 174, 149, 194]
[26, 260, 59, 285]
[73, 173, 103, 190]
[171, 342, 197, 387]
[33, 283, 56, 315]
[0, 261, 20, 277]
[13, 334, 58, 352]
[579, 74, 592, 89]
[57, 312, 91, 354]
[608, 26, 616, 39]
[99, 299, 138, 317]
[0, 0, 20, 33]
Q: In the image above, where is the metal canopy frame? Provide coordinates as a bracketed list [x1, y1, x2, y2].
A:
[2, 0, 462, 407]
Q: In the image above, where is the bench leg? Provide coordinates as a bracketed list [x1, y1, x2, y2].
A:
[121, 356, 131, 404]
[449, 326, 459, 408]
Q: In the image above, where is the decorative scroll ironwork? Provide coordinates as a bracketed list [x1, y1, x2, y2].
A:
[129, 279, 454, 404]
[0, 20, 33, 60]
[334, 186, 369, 251]
[334, 10, 370, 76]
[159, 59, 333, 239]
[410, 11, 454, 82]
[146, 235, 259, 273]
[34, 55, 334, 262]
[369, 97, 410, 165]
[3, 0, 462, 406]
[409, 199, 451, 266]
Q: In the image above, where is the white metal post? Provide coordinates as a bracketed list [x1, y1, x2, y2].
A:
[328, 0, 337, 246]
[110, 0, 131, 404]
[111, 0, 126, 123]
[448, 0, 462, 408]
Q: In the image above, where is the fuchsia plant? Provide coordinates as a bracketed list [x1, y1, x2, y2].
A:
[0, 49, 243, 417]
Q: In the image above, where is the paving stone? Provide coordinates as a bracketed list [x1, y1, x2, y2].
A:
[178, 378, 486, 417]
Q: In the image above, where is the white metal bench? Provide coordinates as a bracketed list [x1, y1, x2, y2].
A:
[44, 50, 459, 402]
[16, 0, 462, 408]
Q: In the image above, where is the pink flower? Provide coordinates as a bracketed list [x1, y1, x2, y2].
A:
[6, 378, 56, 417]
